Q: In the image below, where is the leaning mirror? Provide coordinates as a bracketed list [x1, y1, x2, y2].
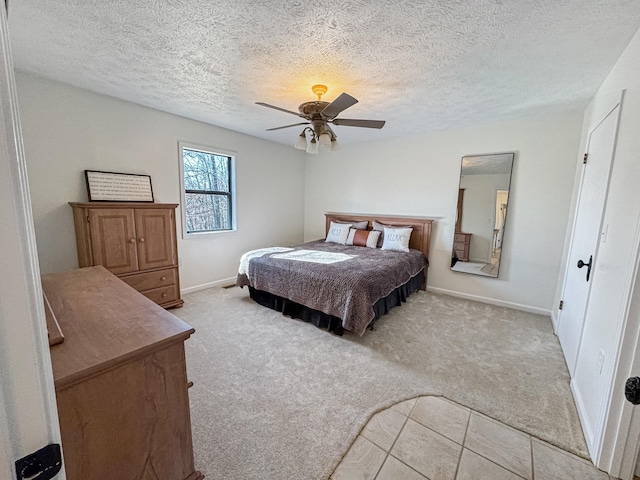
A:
[451, 152, 514, 278]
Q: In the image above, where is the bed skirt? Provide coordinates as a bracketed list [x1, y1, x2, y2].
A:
[247, 269, 425, 336]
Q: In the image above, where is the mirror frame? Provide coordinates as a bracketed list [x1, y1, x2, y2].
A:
[451, 152, 514, 278]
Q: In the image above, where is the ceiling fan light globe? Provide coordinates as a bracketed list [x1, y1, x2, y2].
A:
[306, 138, 319, 154]
[318, 132, 331, 146]
[330, 139, 340, 151]
[294, 132, 307, 150]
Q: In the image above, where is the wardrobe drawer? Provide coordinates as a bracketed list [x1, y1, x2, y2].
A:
[142, 285, 180, 305]
[120, 268, 177, 291]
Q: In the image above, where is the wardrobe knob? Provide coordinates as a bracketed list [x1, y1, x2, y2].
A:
[129, 238, 135, 243]
[139, 237, 145, 243]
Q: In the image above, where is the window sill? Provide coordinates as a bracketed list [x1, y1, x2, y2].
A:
[183, 228, 237, 238]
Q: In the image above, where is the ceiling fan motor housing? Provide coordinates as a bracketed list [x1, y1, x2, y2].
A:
[298, 101, 333, 137]
[298, 101, 329, 116]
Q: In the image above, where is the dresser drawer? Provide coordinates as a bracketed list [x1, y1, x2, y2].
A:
[142, 284, 180, 305]
[120, 268, 177, 291]
[454, 233, 470, 244]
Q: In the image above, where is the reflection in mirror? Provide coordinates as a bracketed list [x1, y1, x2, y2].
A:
[451, 152, 514, 278]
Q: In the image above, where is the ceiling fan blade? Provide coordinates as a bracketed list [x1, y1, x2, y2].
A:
[256, 102, 305, 118]
[321, 93, 358, 119]
[331, 118, 386, 129]
[266, 122, 310, 131]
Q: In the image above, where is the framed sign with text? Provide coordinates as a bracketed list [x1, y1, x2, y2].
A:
[85, 170, 154, 202]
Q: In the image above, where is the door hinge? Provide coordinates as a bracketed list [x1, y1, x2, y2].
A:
[583, 153, 588, 164]
[15, 443, 62, 480]
[559, 300, 564, 310]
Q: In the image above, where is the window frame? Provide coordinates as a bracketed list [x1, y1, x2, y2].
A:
[179, 142, 237, 238]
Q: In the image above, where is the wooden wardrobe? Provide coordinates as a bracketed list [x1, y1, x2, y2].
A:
[42, 266, 203, 480]
[69, 202, 183, 308]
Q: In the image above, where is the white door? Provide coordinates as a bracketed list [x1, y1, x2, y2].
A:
[0, 3, 65, 479]
[557, 103, 620, 376]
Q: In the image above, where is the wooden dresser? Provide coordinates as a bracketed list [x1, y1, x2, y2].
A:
[69, 202, 183, 308]
[453, 232, 472, 262]
[42, 266, 203, 480]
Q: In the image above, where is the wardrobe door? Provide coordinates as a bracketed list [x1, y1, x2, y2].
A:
[89, 208, 138, 274]
[134, 208, 177, 271]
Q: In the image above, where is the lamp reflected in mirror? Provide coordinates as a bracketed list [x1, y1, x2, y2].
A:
[451, 152, 514, 278]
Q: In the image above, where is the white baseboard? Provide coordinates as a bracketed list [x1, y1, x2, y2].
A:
[550, 309, 559, 333]
[571, 378, 597, 461]
[181, 276, 237, 294]
[426, 286, 551, 316]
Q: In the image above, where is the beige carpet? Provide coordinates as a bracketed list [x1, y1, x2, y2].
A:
[174, 287, 587, 480]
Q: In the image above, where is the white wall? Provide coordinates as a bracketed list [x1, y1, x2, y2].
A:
[305, 110, 583, 313]
[0, 11, 64, 478]
[545, 25, 640, 475]
[15, 72, 306, 290]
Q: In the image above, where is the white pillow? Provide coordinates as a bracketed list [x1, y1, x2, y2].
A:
[381, 227, 413, 252]
[325, 221, 352, 244]
[346, 228, 380, 248]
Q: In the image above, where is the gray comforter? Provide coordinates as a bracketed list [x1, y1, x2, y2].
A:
[236, 240, 428, 335]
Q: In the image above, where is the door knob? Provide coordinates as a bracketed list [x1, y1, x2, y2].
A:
[577, 255, 593, 281]
[626, 377, 640, 405]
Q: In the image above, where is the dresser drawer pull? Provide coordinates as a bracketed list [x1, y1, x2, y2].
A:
[161, 276, 167, 281]
[162, 292, 167, 298]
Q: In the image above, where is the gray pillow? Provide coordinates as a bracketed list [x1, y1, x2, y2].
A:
[334, 219, 369, 230]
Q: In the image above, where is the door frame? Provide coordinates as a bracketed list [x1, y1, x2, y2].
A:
[490, 188, 508, 258]
[598, 214, 640, 478]
[0, 2, 65, 478]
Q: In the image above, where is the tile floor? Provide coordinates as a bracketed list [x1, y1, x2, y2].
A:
[331, 396, 616, 480]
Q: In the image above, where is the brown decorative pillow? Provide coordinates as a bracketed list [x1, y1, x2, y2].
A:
[334, 219, 369, 230]
[346, 228, 380, 248]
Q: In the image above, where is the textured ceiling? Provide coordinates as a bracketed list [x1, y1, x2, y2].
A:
[8, 1, 640, 147]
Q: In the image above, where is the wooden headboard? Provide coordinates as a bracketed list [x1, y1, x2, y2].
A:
[325, 213, 434, 262]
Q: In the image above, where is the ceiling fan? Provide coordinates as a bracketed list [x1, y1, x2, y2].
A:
[256, 84, 385, 154]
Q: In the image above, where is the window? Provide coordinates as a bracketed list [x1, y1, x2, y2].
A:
[179, 143, 235, 235]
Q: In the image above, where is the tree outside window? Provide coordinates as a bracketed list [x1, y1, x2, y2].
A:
[181, 146, 234, 234]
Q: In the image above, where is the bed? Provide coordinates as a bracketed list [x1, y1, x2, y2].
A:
[236, 213, 434, 335]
